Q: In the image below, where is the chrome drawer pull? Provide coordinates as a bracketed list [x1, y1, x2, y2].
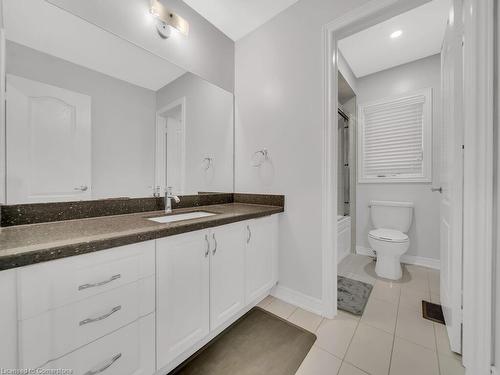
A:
[212, 233, 218, 255]
[205, 234, 210, 257]
[246, 225, 252, 244]
[79, 274, 121, 291]
[79, 305, 122, 326]
[83, 353, 122, 375]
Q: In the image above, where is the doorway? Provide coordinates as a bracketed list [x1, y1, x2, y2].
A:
[155, 97, 186, 196]
[323, 1, 494, 373]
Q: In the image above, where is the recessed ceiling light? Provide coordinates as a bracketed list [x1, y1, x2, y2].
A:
[390, 30, 403, 39]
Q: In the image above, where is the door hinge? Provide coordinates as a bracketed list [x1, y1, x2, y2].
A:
[491, 366, 498, 375]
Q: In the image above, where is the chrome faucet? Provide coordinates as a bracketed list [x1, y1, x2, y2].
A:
[165, 187, 180, 214]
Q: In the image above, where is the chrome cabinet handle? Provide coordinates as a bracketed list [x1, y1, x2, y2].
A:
[246, 225, 252, 244]
[79, 305, 122, 326]
[205, 234, 210, 257]
[79, 274, 121, 291]
[212, 233, 218, 255]
[74, 185, 88, 191]
[431, 187, 443, 193]
[83, 353, 122, 375]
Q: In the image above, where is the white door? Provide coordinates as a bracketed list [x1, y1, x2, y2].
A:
[6, 75, 91, 203]
[439, 0, 464, 354]
[245, 216, 277, 303]
[155, 100, 185, 195]
[209, 223, 245, 331]
[156, 231, 210, 368]
[166, 117, 184, 193]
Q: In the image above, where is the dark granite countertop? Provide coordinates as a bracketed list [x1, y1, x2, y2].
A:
[0, 203, 283, 271]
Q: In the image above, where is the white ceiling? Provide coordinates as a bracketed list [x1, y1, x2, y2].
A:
[4, 0, 186, 91]
[338, 0, 450, 78]
[182, 0, 300, 41]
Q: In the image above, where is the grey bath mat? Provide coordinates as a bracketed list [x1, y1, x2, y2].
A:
[170, 307, 316, 375]
[338, 276, 373, 315]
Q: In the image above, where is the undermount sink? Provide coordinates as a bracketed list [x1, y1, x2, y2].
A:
[148, 211, 216, 224]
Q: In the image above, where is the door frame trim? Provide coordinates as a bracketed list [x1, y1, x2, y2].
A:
[0, 5, 5, 204]
[155, 97, 187, 195]
[323, 0, 495, 371]
[461, 0, 495, 373]
[321, 0, 429, 318]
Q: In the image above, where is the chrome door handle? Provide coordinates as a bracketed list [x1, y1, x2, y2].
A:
[431, 187, 442, 193]
[83, 353, 122, 375]
[79, 305, 122, 326]
[74, 185, 88, 191]
[212, 233, 218, 255]
[79, 274, 121, 291]
[246, 225, 252, 244]
[204, 234, 210, 257]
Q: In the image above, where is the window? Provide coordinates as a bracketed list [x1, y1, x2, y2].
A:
[357, 88, 432, 183]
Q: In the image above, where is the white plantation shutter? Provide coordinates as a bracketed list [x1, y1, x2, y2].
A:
[358, 89, 432, 183]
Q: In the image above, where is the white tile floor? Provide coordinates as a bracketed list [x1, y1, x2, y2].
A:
[258, 254, 465, 375]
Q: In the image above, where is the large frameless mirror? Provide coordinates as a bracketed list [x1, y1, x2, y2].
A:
[3, 0, 234, 204]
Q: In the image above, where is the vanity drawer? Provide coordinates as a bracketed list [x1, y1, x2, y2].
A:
[41, 314, 155, 375]
[18, 240, 155, 319]
[19, 277, 154, 369]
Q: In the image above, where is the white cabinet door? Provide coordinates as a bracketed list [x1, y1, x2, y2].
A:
[245, 216, 278, 303]
[209, 223, 245, 331]
[6, 74, 91, 203]
[156, 231, 210, 369]
[0, 270, 17, 368]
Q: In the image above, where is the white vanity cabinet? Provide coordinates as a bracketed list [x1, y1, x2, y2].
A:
[156, 222, 247, 369]
[1, 212, 279, 374]
[245, 215, 279, 303]
[16, 241, 156, 373]
[156, 215, 279, 372]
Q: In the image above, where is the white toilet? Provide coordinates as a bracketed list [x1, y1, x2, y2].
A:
[368, 200, 414, 280]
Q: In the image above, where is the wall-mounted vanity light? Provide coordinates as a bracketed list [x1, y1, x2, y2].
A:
[150, 0, 189, 39]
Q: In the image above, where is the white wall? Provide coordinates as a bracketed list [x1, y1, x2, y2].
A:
[235, 0, 370, 301]
[6, 41, 157, 199]
[156, 73, 234, 194]
[355, 54, 442, 261]
[46, 0, 235, 92]
[0, 0, 4, 204]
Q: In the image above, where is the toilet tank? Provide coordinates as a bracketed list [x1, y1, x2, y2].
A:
[370, 200, 414, 233]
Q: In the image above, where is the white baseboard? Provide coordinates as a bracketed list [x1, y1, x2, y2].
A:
[356, 245, 375, 257]
[271, 284, 324, 316]
[401, 255, 440, 270]
[355, 245, 440, 270]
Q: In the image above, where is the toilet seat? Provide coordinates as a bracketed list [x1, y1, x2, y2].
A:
[369, 228, 408, 243]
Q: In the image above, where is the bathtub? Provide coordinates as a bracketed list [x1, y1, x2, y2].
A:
[337, 215, 351, 263]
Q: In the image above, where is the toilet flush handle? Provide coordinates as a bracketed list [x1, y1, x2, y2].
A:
[431, 187, 442, 193]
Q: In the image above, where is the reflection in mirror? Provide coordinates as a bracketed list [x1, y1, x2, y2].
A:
[3, 0, 234, 204]
[155, 73, 233, 196]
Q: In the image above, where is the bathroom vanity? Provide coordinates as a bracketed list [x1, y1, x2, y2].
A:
[0, 197, 283, 373]
[0, 1, 285, 373]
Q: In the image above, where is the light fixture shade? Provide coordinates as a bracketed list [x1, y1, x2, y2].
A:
[150, 0, 189, 36]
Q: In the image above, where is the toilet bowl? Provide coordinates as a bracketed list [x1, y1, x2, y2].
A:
[368, 228, 409, 280]
[368, 201, 413, 280]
